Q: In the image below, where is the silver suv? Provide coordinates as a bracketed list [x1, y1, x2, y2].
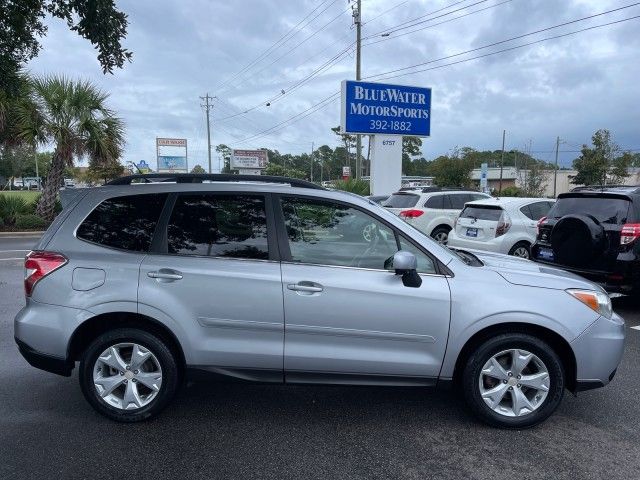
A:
[14, 174, 625, 428]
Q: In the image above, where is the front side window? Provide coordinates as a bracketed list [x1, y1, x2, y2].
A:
[77, 193, 167, 252]
[167, 194, 269, 259]
[281, 197, 437, 274]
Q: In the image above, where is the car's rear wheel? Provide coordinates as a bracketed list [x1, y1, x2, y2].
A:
[462, 333, 565, 428]
[508, 241, 531, 259]
[431, 226, 451, 244]
[79, 328, 179, 422]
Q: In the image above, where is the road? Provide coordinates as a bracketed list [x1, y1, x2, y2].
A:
[1, 234, 639, 480]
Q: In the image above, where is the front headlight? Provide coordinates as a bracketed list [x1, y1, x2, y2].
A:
[566, 289, 612, 318]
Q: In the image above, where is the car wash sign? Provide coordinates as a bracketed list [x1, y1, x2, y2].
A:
[341, 80, 431, 137]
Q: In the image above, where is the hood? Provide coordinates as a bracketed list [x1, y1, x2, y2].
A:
[462, 249, 602, 291]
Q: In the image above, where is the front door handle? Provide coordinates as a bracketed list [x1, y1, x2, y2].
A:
[148, 269, 183, 281]
[287, 282, 323, 293]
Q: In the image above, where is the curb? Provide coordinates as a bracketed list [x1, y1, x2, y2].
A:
[0, 231, 44, 237]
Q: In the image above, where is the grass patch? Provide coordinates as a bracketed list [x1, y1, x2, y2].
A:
[0, 191, 40, 203]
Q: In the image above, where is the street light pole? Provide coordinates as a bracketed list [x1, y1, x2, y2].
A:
[499, 129, 506, 194]
[200, 93, 215, 173]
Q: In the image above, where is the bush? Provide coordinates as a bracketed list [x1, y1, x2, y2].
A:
[14, 214, 48, 230]
[0, 195, 30, 225]
[30, 194, 62, 215]
[499, 186, 522, 197]
[332, 178, 370, 196]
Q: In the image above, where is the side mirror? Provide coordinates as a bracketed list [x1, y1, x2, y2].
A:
[389, 251, 422, 288]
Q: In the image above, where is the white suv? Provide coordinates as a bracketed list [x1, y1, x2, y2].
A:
[383, 188, 491, 243]
[448, 197, 555, 259]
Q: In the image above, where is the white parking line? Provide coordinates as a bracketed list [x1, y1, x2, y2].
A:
[0, 250, 29, 253]
[631, 326, 640, 331]
[0, 258, 24, 261]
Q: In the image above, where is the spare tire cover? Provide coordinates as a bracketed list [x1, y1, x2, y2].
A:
[550, 214, 606, 267]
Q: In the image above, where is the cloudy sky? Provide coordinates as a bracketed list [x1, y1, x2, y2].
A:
[27, 0, 640, 170]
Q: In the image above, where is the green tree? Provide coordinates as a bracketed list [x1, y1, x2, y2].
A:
[572, 129, 627, 186]
[429, 149, 474, 187]
[215, 144, 233, 173]
[190, 164, 206, 174]
[85, 159, 124, 184]
[1, 0, 132, 92]
[401, 136, 423, 175]
[15, 76, 125, 220]
[263, 163, 306, 179]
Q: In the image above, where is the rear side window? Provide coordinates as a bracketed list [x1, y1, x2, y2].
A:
[448, 194, 469, 209]
[383, 193, 419, 208]
[549, 196, 631, 225]
[521, 201, 552, 220]
[167, 194, 269, 259]
[77, 194, 167, 252]
[424, 195, 444, 209]
[460, 205, 503, 221]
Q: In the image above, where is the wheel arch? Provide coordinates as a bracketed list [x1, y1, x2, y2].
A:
[431, 223, 452, 236]
[451, 322, 577, 392]
[67, 312, 186, 372]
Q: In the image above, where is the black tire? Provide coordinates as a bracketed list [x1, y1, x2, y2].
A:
[508, 241, 531, 259]
[79, 328, 180, 423]
[431, 226, 451, 244]
[462, 333, 565, 429]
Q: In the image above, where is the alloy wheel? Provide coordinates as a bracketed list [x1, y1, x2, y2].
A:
[92, 343, 163, 410]
[478, 348, 550, 417]
[512, 246, 530, 259]
[433, 231, 448, 244]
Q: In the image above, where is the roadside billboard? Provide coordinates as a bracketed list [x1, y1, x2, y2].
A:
[231, 149, 269, 170]
[340, 80, 431, 137]
[157, 138, 188, 172]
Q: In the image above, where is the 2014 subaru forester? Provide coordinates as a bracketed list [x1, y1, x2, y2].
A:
[14, 174, 625, 428]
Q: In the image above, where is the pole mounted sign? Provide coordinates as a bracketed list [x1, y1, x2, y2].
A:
[156, 137, 188, 173]
[340, 80, 431, 137]
[231, 149, 269, 175]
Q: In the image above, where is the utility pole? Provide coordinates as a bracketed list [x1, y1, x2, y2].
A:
[499, 129, 506, 194]
[200, 93, 215, 173]
[353, 0, 362, 180]
[310, 142, 315, 182]
[553, 136, 560, 197]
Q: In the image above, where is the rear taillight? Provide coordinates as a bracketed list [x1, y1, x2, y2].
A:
[495, 212, 511, 238]
[620, 223, 640, 245]
[399, 209, 424, 219]
[24, 251, 67, 297]
[537, 216, 547, 236]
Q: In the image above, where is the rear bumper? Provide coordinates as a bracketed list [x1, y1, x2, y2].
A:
[570, 312, 625, 390]
[447, 231, 507, 254]
[15, 338, 73, 376]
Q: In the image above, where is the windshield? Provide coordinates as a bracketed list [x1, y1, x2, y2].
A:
[549, 196, 631, 225]
[382, 193, 419, 208]
[460, 205, 503, 222]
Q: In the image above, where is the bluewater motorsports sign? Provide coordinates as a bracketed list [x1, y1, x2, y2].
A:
[341, 80, 431, 137]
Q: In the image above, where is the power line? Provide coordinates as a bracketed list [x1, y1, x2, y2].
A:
[213, 0, 337, 93]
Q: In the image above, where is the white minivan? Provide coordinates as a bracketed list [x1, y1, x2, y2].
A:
[448, 197, 555, 259]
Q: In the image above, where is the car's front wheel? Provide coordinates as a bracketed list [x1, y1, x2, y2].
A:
[462, 333, 565, 428]
[79, 328, 180, 422]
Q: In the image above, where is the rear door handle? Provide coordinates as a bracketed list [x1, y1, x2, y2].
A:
[148, 270, 183, 281]
[287, 282, 323, 293]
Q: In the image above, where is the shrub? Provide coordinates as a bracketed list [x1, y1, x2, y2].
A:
[30, 194, 62, 215]
[15, 214, 48, 230]
[332, 178, 370, 196]
[0, 195, 30, 225]
[499, 186, 522, 197]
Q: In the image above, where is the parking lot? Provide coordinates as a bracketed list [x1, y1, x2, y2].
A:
[1, 233, 640, 480]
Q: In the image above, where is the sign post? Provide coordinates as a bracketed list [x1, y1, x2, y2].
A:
[231, 149, 269, 175]
[340, 80, 431, 195]
[156, 138, 188, 173]
[480, 162, 489, 193]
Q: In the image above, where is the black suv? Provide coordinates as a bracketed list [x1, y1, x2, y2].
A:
[531, 186, 640, 294]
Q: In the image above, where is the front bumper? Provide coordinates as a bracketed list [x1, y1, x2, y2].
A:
[571, 312, 625, 390]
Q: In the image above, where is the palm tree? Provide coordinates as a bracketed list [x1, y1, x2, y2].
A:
[16, 76, 125, 221]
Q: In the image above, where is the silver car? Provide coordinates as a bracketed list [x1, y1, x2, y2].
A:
[14, 174, 625, 428]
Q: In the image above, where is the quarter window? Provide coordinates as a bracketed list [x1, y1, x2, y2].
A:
[167, 194, 269, 259]
[524, 201, 553, 220]
[77, 194, 167, 252]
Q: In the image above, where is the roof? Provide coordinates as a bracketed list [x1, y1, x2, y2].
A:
[568, 185, 640, 195]
[466, 197, 553, 207]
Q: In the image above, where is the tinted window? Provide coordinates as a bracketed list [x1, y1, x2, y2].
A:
[448, 194, 469, 209]
[282, 198, 398, 270]
[424, 195, 444, 209]
[549, 197, 631, 225]
[77, 194, 167, 252]
[460, 205, 503, 221]
[167, 194, 269, 259]
[383, 193, 419, 208]
[521, 201, 551, 220]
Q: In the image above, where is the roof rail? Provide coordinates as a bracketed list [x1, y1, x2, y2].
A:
[569, 184, 639, 192]
[105, 173, 324, 190]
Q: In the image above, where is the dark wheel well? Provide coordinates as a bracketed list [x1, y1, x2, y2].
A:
[67, 312, 186, 372]
[432, 224, 451, 234]
[452, 323, 577, 392]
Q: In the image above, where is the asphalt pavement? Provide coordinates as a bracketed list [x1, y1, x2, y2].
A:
[1, 234, 639, 480]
